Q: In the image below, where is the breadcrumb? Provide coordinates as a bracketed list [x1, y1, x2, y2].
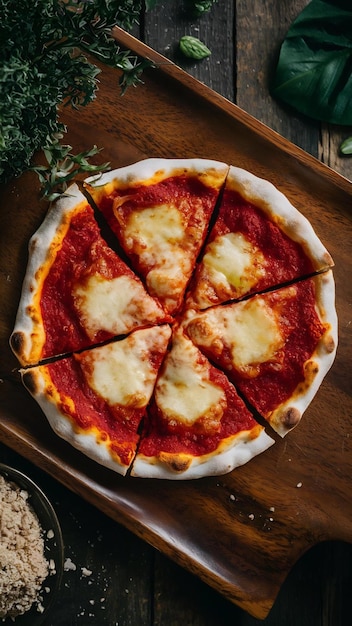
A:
[0, 475, 49, 620]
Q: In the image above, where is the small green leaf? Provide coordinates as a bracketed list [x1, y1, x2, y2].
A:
[179, 35, 211, 60]
[30, 137, 110, 200]
[340, 136, 352, 155]
[184, 0, 217, 17]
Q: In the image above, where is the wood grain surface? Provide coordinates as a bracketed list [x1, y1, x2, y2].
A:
[1, 3, 352, 625]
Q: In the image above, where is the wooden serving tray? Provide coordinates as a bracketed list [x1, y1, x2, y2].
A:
[1, 30, 351, 619]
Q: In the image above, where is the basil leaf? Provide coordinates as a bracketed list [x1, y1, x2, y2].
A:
[179, 36, 211, 60]
[340, 136, 352, 155]
[272, 0, 352, 126]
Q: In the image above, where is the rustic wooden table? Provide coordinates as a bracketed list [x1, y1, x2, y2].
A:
[1, 1, 351, 625]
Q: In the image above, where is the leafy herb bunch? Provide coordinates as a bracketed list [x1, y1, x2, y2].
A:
[0, 0, 148, 190]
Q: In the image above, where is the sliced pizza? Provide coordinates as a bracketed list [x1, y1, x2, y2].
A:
[21, 325, 172, 476]
[183, 271, 337, 437]
[9, 157, 338, 480]
[10, 184, 171, 366]
[131, 326, 274, 479]
[186, 166, 334, 310]
[85, 158, 229, 314]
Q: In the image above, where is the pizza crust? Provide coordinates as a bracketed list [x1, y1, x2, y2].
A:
[226, 166, 334, 271]
[268, 270, 338, 436]
[131, 426, 274, 480]
[9, 184, 88, 365]
[22, 367, 132, 475]
[85, 157, 229, 192]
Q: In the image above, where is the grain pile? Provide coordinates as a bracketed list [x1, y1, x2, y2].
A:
[0, 474, 49, 620]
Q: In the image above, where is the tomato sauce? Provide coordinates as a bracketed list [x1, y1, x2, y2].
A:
[98, 175, 217, 256]
[225, 279, 325, 415]
[47, 356, 142, 466]
[211, 189, 315, 286]
[138, 365, 257, 458]
[41, 205, 138, 358]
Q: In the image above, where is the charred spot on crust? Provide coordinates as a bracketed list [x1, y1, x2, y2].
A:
[324, 334, 336, 354]
[21, 370, 37, 395]
[304, 360, 319, 379]
[281, 407, 301, 429]
[10, 332, 24, 357]
[159, 452, 192, 473]
[322, 250, 334, 268]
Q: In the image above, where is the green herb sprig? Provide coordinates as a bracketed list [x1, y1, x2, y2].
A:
[0, 0, 149, 192]
[30, 134, 110, 201]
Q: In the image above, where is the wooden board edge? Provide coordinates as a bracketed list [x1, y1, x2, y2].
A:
[112, 27, 352, 196]
[0, 417, 287, 620]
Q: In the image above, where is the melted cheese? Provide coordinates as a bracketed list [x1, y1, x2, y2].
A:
[155, 331, 225, 426]
[203, 232, 266, 293]
[73, 275, 162, 338]
[124, 204, 189, 302]
[187, 297, 284, 375]
[78, 326, 171, 408]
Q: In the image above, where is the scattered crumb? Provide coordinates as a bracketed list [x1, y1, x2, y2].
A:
[64, 557, 77, 572]
[248, 513, 255, 520]
[81, 567, 92, 577]
[296, 482, 303, 488]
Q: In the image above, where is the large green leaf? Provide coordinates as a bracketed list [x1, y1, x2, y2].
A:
[272, 0, 352, 125]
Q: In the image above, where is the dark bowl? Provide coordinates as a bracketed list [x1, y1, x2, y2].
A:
[0, 463, 64, 625]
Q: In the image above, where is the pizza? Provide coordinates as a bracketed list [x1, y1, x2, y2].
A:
[185, 165, 333, 310]
[183, 272, 336, 436]
[10, 184, 171, 366]
[10, 158, 337, 479]
[21, 326, 171, 475]
[131, 325, 273, 479]
[85, 158, 229, 314]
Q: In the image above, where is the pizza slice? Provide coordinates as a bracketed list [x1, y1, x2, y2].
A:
[131, 326, 274, 479]
[183, 271, 337, 436]
[10, 184, 171, 366]
[186, 166, 334, 310]
[85, 158, 229, 314]
[21, 325, 172, 476]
